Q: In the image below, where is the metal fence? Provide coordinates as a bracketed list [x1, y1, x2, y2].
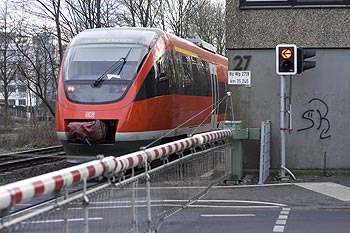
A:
[7, 108, 53, 121]
[0, 130, 233, 233]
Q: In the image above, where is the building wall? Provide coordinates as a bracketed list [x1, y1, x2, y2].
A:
[0, 83, 36, 107]
[226, 1, 350, 49]
[226, 0, 350, 169]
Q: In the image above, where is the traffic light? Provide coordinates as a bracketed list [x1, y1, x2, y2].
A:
[297, 48, 316, 74]
[276, 44, 297, 75]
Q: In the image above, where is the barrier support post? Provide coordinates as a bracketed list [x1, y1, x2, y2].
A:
[225, 121, 260, 181]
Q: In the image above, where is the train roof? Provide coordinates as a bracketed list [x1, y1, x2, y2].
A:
[70, 27, 165, 48]
[69, 27, 226, 64]
[185, 37, 217, 54]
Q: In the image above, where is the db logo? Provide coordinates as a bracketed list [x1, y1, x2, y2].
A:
[85, 112, 95, 118]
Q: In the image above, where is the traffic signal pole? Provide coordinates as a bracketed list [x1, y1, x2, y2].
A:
[276, 44, 296, 179]
[276, 44, 316, 180]
[280, 75, 287, 178]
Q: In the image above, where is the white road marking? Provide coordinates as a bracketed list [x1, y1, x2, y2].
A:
[280, 210, 290, 215]
[23, 217, 103, 224]
[276, 220, 287, 225]
[190, 205, 281, 209]
[88, 199, 286, 207]
[196, 199, 287, 207]
[295, 182, 350, 201]
[214, 183, 293, 188]
[113, 183, 293, 190]
[273, 207, 291, 232]
[131, 183, 293, 190]
[273, 225, 285, 232]
[278, 215, 288, 220]
[69, 204, 281, 210]
[201, 214, 256, 217]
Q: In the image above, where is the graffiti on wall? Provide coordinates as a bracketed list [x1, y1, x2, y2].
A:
[297, 98, 331, 139]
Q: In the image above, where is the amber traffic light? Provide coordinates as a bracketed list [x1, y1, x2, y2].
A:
[276, 44, 297, 75]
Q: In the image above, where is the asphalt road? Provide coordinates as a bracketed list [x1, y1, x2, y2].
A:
[159, 182, 350, 233]
[6, 178, 350, 233]
[160, 207, 350, 233]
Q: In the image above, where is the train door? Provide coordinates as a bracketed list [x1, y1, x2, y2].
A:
[209, 63, 219, 128]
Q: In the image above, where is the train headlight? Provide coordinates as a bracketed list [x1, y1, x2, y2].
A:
[67, 85, 75, 92]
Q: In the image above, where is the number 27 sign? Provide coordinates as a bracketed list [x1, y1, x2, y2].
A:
[228, 70, 251, 86]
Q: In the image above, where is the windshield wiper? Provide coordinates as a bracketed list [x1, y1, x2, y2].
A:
[93, 58, 124, 87]
[116, 49, 132, 76]
[92, 49, 132, 87]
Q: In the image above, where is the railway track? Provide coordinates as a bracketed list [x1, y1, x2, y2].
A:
[0, 146, 75, 185]
[0, 145, 64, 157]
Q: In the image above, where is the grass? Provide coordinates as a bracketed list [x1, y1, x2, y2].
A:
[0, 117, 60, 153]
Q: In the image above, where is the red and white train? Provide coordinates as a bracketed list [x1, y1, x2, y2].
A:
[55, 27, 228, 158]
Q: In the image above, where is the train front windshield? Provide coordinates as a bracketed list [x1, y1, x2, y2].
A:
[63, 44, 148, 104]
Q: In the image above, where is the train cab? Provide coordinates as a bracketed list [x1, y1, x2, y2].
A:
[56, 27, 228, 158]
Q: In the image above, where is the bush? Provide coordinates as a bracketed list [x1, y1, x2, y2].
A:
[0, 119, 60, 153]
[16, 120, 60, 148]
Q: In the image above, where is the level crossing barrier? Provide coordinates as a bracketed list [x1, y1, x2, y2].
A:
[0, 129, 234, 233]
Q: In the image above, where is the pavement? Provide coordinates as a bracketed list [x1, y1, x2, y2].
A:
[225, 171, 350, 209]
[212, 182, 350, 210]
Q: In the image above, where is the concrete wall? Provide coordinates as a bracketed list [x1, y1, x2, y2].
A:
[227, 48, 350, 169]
[226, 0, 350, 169]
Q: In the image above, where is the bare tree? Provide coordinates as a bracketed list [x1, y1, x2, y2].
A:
[194, 1, 226, 55]
[212, 1, 226, 55]
[63, 0, 101, 31]
[0, 1, 19, 126]
[96, 0, 101, 28]
[15, 30, 58, 118]
[22, 0, 65, 63]
[61, 0, 122, 38]
[10, 0, 122, 120]
[1, 0, 226, 126]
[118, 0, 163, 27]
[164, 0, 207, 38]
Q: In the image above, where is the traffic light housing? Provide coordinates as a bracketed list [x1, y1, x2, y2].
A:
[297, 48, 316, 74]
[276, 44, 297, 75]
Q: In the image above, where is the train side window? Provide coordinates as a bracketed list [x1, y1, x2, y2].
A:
[155, 56, 169, 96]
[144, 66, 157, 98]
[134, 65, 157, 101]
[165, 51, 176, 94]
[218, 82, 227, 114]
[181, 55, 193, 95]
[201, 60, 211, 96]
[191, 57, 201, 96]
[173, 51, 185, 95]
